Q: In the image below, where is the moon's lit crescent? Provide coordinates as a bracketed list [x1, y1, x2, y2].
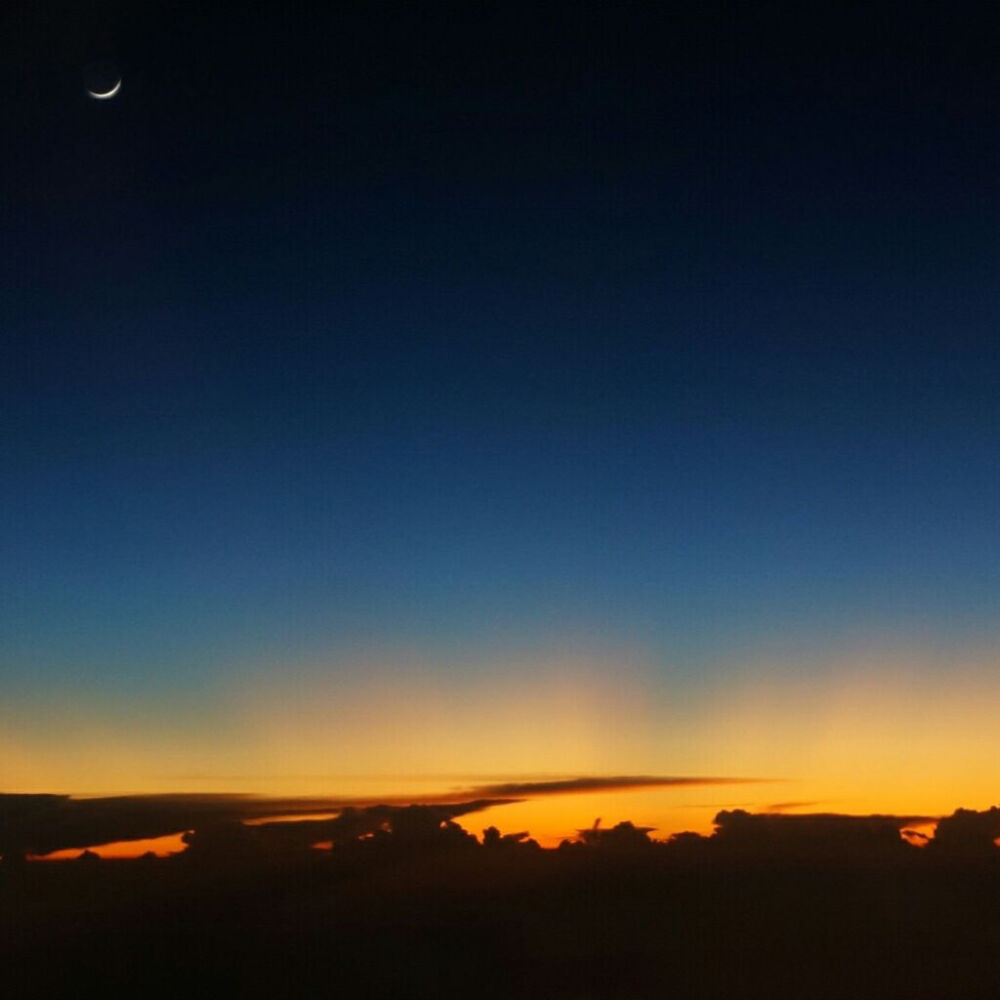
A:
[88, 79, 122, 100]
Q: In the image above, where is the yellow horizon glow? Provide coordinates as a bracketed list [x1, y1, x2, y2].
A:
[5, 639, 1000, 851]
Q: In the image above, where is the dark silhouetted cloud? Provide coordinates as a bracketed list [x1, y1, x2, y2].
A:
[2, 776, 763, 857]
[248, 800, 515, 851]
[927, 807, 1000, 856]
[461, 775, 763, 798]
[712, 809, 936, 858]
[1, 793, 290, 857]
[575, 820, 656, 850]
[0, 793, 516, 857]
[1, 776, 763, 857]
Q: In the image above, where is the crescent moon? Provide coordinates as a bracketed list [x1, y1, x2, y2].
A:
[88, 79, 122, 100]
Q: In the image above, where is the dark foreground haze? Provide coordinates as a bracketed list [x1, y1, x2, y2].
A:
[4, 803, 1000, 999]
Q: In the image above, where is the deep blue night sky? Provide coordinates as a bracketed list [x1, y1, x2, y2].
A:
[2, 3, 998, 799]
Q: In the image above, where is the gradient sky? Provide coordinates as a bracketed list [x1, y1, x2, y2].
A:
[2, 3, 998, 839]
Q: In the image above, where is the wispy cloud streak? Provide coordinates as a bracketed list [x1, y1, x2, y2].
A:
[463, 775, 767, 797]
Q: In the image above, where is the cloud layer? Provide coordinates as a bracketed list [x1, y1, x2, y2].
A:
[1, 774, 754, 856]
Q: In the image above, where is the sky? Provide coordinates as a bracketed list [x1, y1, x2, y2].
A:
[2, 2, 998, 843]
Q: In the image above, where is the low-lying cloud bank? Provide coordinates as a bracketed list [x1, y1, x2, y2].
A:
[0, 774, 753, 856]
[0, 793, 339, 857]
[8, 785, 999, 861]
[709, 809, 936, 857]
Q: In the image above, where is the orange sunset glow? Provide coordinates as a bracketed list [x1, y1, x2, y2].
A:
[6, 640, 999, 853]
